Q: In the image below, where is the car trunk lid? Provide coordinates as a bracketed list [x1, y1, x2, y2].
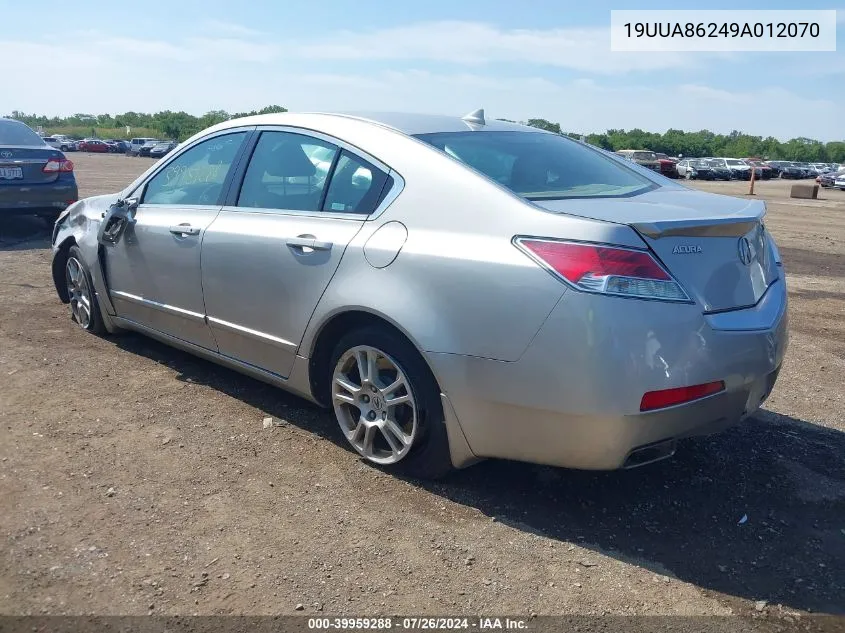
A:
[530, 188, 779, 313]
[0, 146, 65, 185]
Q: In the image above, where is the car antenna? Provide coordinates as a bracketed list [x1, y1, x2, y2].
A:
[461, 108, 485, 125]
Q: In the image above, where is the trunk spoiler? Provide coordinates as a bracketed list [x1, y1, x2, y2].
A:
[631, 209, 765, 239]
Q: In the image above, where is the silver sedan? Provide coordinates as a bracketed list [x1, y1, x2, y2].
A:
[51, 110, 788, 479]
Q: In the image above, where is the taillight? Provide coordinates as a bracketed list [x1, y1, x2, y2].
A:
[640, 381, 725, 411]
[515, 238, 690, 302]
[43, 159, 74, 173]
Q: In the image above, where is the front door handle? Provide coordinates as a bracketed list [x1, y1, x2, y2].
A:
[169, 224, 200, 237]
[287, 235, 333, 252]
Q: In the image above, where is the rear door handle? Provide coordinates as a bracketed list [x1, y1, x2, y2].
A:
[286, 235, 333, 252]
[169, 224, 200, 237]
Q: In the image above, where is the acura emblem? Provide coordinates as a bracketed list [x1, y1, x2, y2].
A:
[0, 151, 12, 159]
[738, 236, 756, 266]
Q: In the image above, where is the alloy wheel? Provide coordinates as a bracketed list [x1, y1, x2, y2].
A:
[65, 257, 93, 329]
[332, 345, 418, 465]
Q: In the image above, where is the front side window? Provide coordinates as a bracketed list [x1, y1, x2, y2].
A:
[143, 132, 247, 206]
[415, 131, 655, 200]
[237, 131, 338, 211]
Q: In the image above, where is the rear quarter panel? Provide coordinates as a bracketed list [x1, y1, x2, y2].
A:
[297, 122, 648, 362]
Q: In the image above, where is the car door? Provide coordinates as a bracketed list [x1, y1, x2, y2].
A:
[201, 128, 393, 378]
[104, 129, 250, 350]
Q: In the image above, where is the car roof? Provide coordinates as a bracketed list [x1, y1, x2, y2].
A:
[214, 111, 546, 136]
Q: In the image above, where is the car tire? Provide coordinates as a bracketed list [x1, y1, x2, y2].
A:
[64, 246, 106, 335]
[328, 326, 453, 480]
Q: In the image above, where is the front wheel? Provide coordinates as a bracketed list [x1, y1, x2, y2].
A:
[329, 327, 453, 479]
[64, 246, 105, 334]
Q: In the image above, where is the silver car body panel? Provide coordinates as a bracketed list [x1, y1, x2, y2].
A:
[52, 111, 789, 470]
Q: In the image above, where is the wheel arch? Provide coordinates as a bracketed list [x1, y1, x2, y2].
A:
[52, 236, 78, 303]
[306, 308, 440, 408]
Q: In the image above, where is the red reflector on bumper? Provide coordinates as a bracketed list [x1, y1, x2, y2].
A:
[640, 381, 725, 412]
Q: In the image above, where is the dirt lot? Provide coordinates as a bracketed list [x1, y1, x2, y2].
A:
[1, 154, 844, 622]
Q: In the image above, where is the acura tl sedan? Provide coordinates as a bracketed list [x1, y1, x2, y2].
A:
[50, 111, 788, 479]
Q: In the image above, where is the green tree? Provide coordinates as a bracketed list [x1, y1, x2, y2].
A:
[526, 118, 562, 134]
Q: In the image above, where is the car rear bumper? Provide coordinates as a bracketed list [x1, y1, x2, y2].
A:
[0, 181, 78, 215]
[429, 279, 788, 470]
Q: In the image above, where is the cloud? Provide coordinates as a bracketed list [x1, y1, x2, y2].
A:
[0, 20, 840, 141]
[198, 19, 264, 38]
[294, 21, 693, 73]
[277, 71, 841, 141]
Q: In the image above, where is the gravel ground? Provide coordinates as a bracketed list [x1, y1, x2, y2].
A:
[1, 155, 843, 624]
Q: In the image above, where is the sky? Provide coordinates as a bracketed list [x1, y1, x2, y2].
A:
[1, 0, 843, 141]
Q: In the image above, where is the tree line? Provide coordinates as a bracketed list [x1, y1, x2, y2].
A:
[521, 118, 845, 163]
[6, 106, 287, 142]
[6, 107, 843, 162]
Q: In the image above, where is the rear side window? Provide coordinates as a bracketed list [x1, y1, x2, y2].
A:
[0, 120, 45, 146]
[322, 150, 389, 214]
[143, 132, 247, 205]
[415, 131, 655, 200]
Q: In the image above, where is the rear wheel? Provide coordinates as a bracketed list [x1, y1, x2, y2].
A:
[65, 246, 105, 334]
[329, 327, 453, 479]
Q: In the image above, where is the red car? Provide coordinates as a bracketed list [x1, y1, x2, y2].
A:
[655, 153, 679, 178]
[79, 139, 110, 153]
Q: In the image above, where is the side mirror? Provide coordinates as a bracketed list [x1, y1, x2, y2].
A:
[97, 198, 137, 245]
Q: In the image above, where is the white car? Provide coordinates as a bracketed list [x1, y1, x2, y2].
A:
[835, 173, 845, 190]
[42, 135, 75, 152]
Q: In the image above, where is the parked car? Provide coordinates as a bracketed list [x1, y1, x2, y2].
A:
[817, 169, 845, 187]
[721, 158, 752, 180]
[616, 149, 660, 172]
[0, 118, 78, 222]
[105, 139, 130, 153]
[676, 159, 717, 180]
[745, 160, 771, 180]
[138, 140, 162, 157]
[766, 161, 802, 179]
[653, 153, 679, 178]
[793, 163, 816, 179]
[835, 172, 845, 190]
[706, 158, 746, 180]
[702, 159, 733, 181]
[42, 135, 75, 152]
[50, 110, 788, 479]
[149, 140, 178, 159]
[128, 137, 160, 156]
[79, 139, 110, 153]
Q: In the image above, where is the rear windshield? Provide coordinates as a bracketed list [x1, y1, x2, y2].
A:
[0, 120, 46, 146]
[414, 131, 656, 200]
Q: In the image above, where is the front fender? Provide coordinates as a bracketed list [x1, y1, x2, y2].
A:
[51, 194, 120, 314]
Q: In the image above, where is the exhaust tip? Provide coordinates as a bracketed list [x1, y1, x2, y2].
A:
[623, 439, 677, 469]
